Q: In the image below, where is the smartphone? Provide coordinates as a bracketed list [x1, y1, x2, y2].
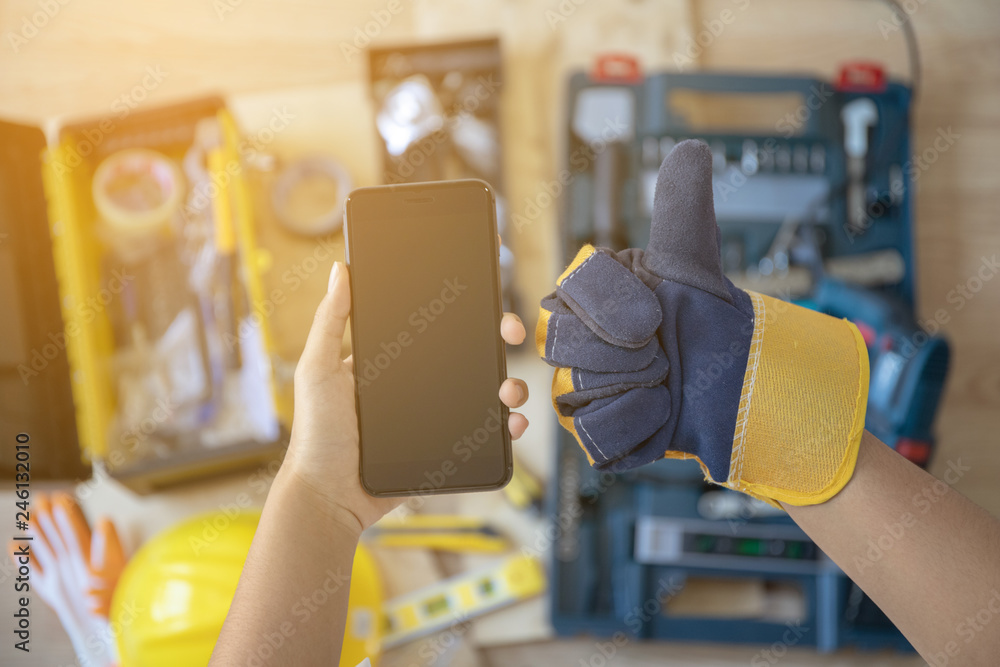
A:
[344, 179, 512, 496]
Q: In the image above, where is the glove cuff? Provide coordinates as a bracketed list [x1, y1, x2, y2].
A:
[723, 291, 869, 507]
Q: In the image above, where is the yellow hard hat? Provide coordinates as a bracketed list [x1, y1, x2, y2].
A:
[111, 509, 383, 666]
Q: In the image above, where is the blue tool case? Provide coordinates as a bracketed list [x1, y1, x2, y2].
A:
[549, 59, 947, 652]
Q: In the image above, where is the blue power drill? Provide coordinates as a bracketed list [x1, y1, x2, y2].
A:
[810, 279, 950, 467]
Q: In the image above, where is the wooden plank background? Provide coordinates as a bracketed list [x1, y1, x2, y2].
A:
[1, 0, 997, 665]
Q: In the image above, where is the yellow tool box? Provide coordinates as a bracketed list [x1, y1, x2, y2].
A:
[1, 97, 293, 492]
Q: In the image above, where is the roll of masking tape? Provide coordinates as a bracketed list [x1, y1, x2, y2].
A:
[92, 149, 183, 260]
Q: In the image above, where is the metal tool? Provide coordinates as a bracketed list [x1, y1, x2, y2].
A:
[841, 98, 878, 235]
[697, 490, 786, 522]
[571, 74, 636, 249]
[731, 248, 907, 298]
[633, 516, 824, 575]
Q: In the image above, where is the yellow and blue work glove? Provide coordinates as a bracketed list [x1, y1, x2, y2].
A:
[537, 140, 869, 507]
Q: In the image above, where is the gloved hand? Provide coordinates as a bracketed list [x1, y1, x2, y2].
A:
[537, 140, 869, 506]
[7, 493, 126, 667]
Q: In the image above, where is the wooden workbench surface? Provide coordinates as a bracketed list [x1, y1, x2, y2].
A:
[2, 1, 998, 665]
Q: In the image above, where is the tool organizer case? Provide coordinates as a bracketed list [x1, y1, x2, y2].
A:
[562, 62, 916, 304]
[549, 60, 919, 652]
[549, 439, 912, 651]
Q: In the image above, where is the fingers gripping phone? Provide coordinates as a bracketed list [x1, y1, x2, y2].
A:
[344, 180, 512, 496]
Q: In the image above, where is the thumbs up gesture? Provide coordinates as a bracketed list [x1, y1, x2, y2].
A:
[537, 140, 869, 507]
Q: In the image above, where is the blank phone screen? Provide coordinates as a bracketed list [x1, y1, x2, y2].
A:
[346, 181, 509, 495]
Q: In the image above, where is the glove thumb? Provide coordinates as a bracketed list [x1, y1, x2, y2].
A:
[644, 139, 732, 303]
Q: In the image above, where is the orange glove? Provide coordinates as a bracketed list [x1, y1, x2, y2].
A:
[7, 493, 126, 666]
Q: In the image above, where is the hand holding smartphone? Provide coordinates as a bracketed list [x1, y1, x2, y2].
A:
[344, 180, 512, 496]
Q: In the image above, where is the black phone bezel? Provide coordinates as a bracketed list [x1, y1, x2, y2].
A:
[343, 179, 512, 497]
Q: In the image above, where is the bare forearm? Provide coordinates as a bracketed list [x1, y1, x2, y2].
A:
[210, 466, 361, 666]
[784, 431, 1000, 662]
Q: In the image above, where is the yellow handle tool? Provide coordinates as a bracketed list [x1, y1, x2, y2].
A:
[368, 515, 508, 553]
